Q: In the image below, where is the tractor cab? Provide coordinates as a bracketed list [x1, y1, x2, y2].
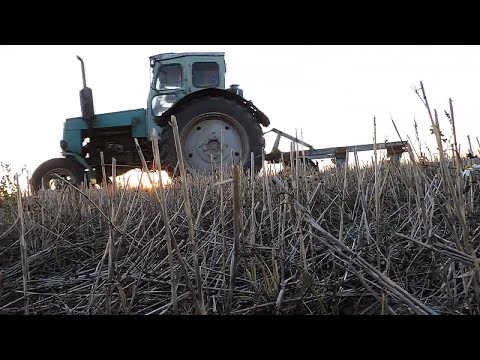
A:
[148, 52, 226, 117]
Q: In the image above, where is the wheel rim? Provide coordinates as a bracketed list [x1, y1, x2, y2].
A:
[41, 168, 79, 190]
[181, 112, 249, 173]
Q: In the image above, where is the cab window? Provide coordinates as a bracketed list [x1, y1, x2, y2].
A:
[192, 62, 219, 88]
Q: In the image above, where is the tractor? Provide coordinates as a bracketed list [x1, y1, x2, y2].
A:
[31, 52, 270, 190]
[31, 51, 409, 191]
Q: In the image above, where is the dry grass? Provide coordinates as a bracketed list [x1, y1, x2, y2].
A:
[1, 82, 479, 315]
[0, 153, 479, 315]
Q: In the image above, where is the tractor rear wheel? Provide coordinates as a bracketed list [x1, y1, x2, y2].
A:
[31, 157, 86, 191]
[160, 96, 265, 176]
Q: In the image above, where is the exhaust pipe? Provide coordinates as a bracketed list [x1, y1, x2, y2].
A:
[77, 56, 95, 122]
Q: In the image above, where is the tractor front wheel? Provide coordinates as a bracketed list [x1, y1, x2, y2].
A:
[31, 157, 86, 191]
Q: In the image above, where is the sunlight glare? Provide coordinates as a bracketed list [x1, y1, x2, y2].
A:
[119, 169, 171, 189]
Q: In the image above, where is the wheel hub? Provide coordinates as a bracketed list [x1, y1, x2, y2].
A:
[182, 113, 248, 173]
[42, 168, 77, 190]
[205, 140, 221, 153]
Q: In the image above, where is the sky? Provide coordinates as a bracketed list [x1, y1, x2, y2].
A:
[1, 45, 479, 176]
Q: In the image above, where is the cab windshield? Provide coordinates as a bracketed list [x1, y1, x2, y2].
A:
[156, 64, 182, 90]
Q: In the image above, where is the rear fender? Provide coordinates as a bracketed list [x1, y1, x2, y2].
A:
[159, 88, 270, 127]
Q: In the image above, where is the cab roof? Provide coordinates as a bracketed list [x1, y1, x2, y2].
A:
[149, 52, 225, 61]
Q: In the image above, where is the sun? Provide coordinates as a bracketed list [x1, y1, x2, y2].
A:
[118, 169, 172, 189]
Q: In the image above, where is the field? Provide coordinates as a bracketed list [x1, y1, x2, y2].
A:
[1, 84, 480, 315]
[1, 150, 479, 314]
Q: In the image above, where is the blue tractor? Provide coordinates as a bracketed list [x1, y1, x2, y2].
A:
[31, 52, 270, 190]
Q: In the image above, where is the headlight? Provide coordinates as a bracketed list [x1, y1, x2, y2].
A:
[152, 94, 177, 116]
